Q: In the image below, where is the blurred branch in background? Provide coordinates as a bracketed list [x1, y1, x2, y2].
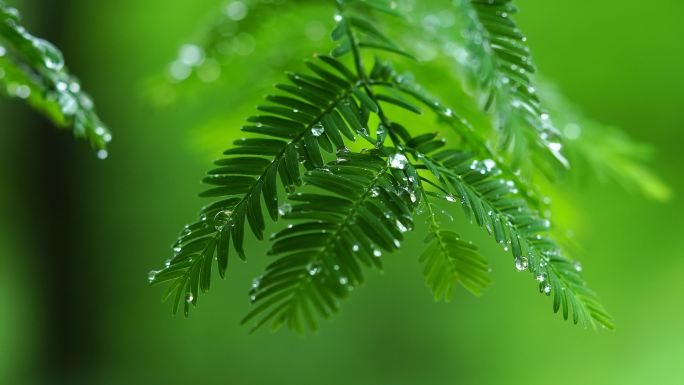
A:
[540, 82, 671, 202]
[0, 0, 111, 156]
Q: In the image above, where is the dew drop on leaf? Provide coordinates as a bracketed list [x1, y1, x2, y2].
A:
[574, 261, 582, 272]
[147, 270, 158, 283]
[278, 203, 292, 216]
[388, 153, 408, 170]
[311, 124, 325, 137]
[214, 210, 232, 231]
[514, 256, 529, 271]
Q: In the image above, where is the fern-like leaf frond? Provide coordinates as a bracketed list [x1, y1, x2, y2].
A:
[0, 2, 111, 154]
[149, 55, 388, 315]
[445, 0, 566, 173]
[243, 152, 415, 332]
[408, 132, 614, 329]
[419, 191, 491, 300]
[540, 83, 671, 201]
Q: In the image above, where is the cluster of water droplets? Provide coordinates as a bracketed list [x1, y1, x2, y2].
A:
[1, 6, 111, 154]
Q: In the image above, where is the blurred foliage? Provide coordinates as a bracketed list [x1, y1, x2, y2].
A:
[0, 0, 110, 154]
[1, 0, 682, 384]
[143, 0, 671, 333]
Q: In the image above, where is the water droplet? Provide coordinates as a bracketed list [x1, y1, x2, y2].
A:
[96, 149, 108, 160]
[69, 81, 81, 93]
[307, 262, 321, 276]
[214, 210, 232, 231]
[58, 93, 78, 115]
[388, 153, 408, 170]
[574, 262, 582, 272]
[185, 293, 194, 303]
[224, 1, 248, 21]
[514, 256, 529, 271]
[373, 249, 382, 258]
[147, 270, 158, 283]
[173, 246, 182, 254]
[334, 14, 343, 22]
[540, 112, 549, 121]
[548, 142, 562, 152]
[352, 244, 360, 252]
[311, 124, 325, 137]
[536, 274, 546, 282]
[541, 283, 551, 295]
[445, 194, 457, 203]
[278, 203, 292, 216]
[169, 61, 191, 81]
[251, 277, 261, 290]
[164, 259, 172, 268]
[178, 44, 204, 66]
[339, 276, 348, 285]
[563, 123, 582, 140]
[395, 220, 408, 233]
[483, 159, 496, 171]
[34, 39, 64, 70]
[0, 45, 5, 57]
[370, 187, 380, 198]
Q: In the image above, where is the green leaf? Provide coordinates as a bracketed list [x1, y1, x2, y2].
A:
[0, 2, 111, 153]
[243, 153, 416, 333]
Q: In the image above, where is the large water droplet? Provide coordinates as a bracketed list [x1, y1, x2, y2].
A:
[185, 293, 194, 303]
[214, 210, 232, 231]
[388, 153, 408, 170]
[514, 256, 529, 271]
[311, 124, 325, 137]
[34, 39, 64, 71]
[373, 249, 382, 258]
[178, 44, 204, 66]
[58, 93, 78, 115]
[225, 1, 248, 20]
[278, 203, 292, 216]
[96, 149, 108, 160]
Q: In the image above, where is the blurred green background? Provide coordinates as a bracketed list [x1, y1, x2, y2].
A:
[1, 0, 683, 384]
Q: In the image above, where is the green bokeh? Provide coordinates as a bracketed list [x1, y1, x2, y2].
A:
[1, 0, 682, 384]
